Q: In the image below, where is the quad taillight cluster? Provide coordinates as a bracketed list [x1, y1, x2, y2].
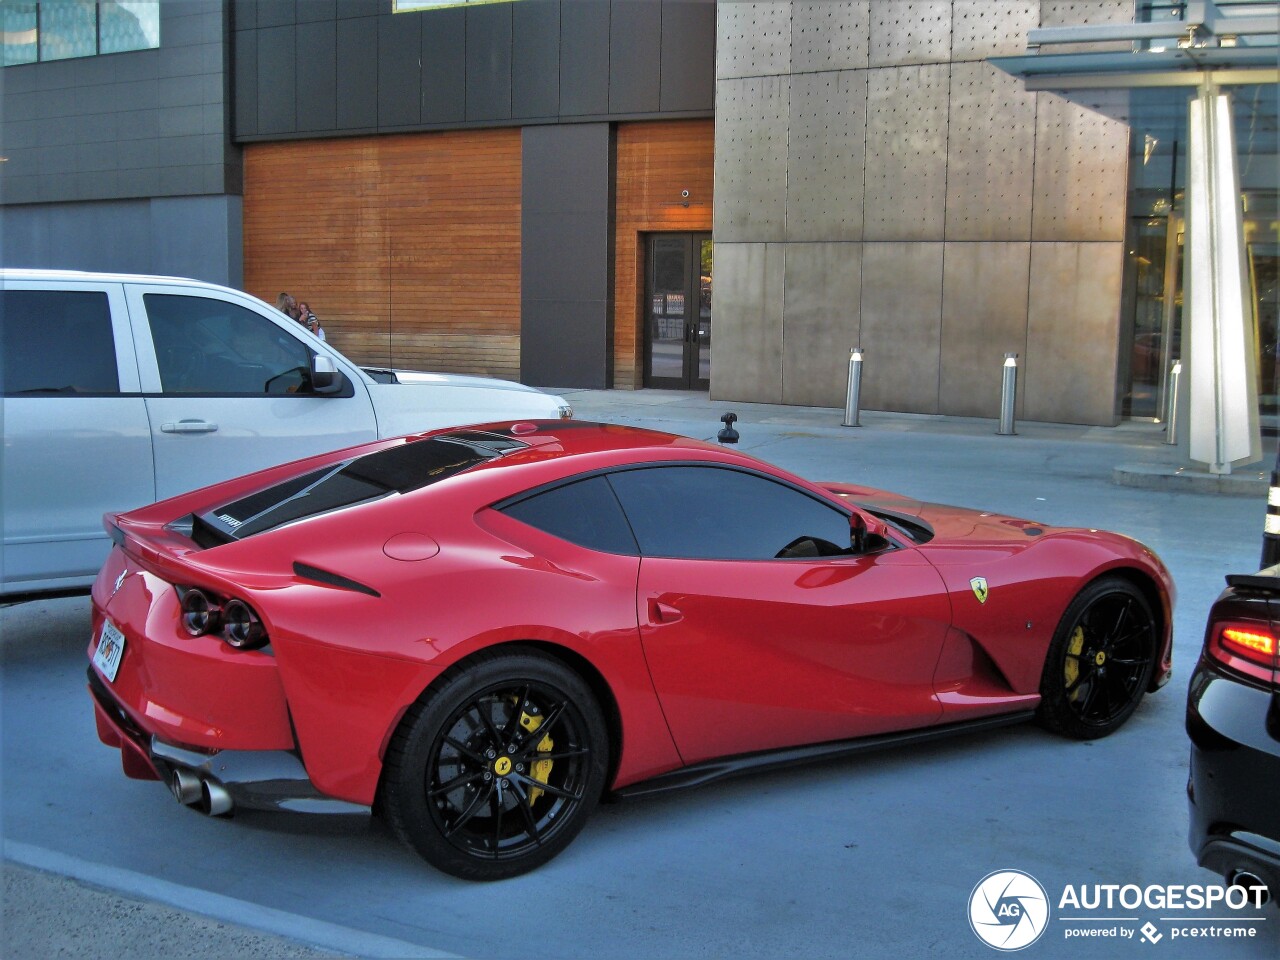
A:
[178, 587, 268, 650]
[1208, 618, 1278, 686]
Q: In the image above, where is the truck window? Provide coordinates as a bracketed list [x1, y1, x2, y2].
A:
[1, 290, 119, 395]
[143, 294, 314, 395]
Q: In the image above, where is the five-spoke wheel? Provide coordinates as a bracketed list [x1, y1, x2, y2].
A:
[381, 650, 609, 880]
[1037, 577, 1158, 739]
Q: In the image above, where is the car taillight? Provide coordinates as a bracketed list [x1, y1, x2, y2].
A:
[1208, 618, 1278, 685]
[177, 587, 269, 651]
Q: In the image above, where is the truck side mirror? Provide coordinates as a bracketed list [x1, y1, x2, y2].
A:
[311, 354, 343, 395]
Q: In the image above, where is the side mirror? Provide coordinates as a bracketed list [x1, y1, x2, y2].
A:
[311, 354, 343, 395]
[850, 512, 891, 554]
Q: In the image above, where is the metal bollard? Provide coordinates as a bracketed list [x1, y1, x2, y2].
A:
[1262, 442, 1280, 569]
[997, 353, 1018, 436]
[1163, 359, 1182, 445]
[842, 347, 864, 427]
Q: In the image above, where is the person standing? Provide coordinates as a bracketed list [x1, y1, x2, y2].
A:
[296, 300, 326, 341]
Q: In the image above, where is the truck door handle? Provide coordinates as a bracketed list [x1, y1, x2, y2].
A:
[161, 419, 218, 434]
[647, 599, 684, 625]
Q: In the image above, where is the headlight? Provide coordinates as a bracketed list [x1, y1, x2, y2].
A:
[557, 403, 573, 419]
[223, 599, 269, 650]
[180, 589, 221, 636]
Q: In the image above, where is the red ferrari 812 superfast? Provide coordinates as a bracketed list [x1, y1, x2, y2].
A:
[88, 421, 1174, 879]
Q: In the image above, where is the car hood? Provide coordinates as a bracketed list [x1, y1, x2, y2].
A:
[364, 367, 548, 394]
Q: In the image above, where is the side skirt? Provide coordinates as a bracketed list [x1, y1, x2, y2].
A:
[611, 711, 1037, 801]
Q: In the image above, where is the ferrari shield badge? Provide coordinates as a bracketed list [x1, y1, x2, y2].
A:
[970, 577, 989, 604]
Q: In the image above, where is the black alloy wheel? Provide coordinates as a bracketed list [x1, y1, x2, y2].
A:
[1037, 577, 1158, 739]
[381, 650, 609, 880]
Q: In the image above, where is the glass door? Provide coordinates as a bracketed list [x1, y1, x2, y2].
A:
[645, 233, 711, 390]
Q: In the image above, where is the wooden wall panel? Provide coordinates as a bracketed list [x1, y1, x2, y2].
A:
[243, 130, 522, 379]
[613, 119, 715, 388]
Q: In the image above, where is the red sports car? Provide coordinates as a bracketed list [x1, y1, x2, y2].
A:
[88, 421, 1174, 880]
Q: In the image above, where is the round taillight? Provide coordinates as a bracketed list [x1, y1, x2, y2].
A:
[180, 589, 220, 636]
[223, 599, 268, 650]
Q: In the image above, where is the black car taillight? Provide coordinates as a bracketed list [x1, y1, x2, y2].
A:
[1208, 618, 1278, 686]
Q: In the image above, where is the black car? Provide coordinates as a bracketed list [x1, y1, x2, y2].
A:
[1187, 567, 1280, 904]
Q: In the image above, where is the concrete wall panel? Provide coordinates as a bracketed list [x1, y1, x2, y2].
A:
[787, 70, 867, 242]
[714, 76, 789, 242]
[717, 0, 791, 79]
[939, 241, 1031, 418]
[792, 1, 869, 73]
[782, 242, 863, 407]
[1025, 242, 1124, 425]
[868, 0, 951, 67]
[858, 242, 944, 414]
[1040, 0, 1136, 53]
[863, 64, 949, 241]
[950, 1, 1039, 61]
[944, 62, 1036, 241]
[1032, 93, 1129, 242]
[710, 243, 785, 402]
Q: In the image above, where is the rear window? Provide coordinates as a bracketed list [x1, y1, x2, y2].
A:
[194, 433, 524, 544]
[1, 290, 119, 395]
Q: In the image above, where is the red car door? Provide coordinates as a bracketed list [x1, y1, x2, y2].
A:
[608, 465, 953, 765]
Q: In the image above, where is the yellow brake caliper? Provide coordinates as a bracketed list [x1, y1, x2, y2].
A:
[519, 709, 554, 806]
[1064, 625, 1085, 701]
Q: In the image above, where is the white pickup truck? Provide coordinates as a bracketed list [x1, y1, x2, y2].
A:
[0, 269, 572, 598]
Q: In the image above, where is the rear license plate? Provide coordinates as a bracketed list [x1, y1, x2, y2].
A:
[93, 620, 126, 683]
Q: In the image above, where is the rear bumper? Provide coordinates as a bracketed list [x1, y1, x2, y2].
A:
[89, 668, 365, 814]
[1186, 657, 1280, 899]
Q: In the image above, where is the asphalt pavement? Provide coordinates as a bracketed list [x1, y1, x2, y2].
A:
[2, 389, 1276, 959]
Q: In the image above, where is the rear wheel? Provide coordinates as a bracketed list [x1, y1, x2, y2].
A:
[1037, 577, 1157, 739]
[382, 650, 608, 880]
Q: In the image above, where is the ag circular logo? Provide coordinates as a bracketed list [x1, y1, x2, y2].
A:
[968, 869, 1050, 951]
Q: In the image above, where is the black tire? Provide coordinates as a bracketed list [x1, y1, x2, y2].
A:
[381, 649, 609, 880]
[1036, 577, 1158, 740]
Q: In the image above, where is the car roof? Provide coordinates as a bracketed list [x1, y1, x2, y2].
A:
[0, 268, 239, 293]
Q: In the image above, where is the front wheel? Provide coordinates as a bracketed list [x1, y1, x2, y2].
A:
[1036, 577, 1158, 740]
[381, 650, 609, 880]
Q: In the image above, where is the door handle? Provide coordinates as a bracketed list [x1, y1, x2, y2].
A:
[161, 419, 218, 434]
[647, 599, 684, 625]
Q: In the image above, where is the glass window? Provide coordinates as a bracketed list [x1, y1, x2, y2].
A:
[1, 289, 119, 395]
[38, 0, 96, 61]
[607, 466, 852, 561]
[144, 294, 314, 395]
[2, 3, 38, 65]
[99, 1, 159, 55]
[502, 476, 639, 555]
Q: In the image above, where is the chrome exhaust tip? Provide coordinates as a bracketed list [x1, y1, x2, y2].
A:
[170, 768, 202, 805]
[200, 779, 234, 817]
[1228, 870, 1271, 905]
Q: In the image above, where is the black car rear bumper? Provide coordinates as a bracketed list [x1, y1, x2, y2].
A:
[1187, 658, 1280, 899]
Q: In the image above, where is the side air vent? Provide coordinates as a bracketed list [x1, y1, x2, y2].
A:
[293, 562, 381, 598]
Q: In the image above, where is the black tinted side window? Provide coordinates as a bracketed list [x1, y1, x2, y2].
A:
[144, 294, 313, 395]
[607, 466, 851, 560]
[1, 290, 119, 395]
[502, 476, 639, 555]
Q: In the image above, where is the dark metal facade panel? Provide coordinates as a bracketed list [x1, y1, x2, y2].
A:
[559, 0, 610, 117]
[256, 25, 298, 133]
[231, 0, 259, 30]
[257, 0, 296, 28]
[521, 122, 615, 388]
[422, 7, 466, 124]
[379, 12, 422, 127]
[465, 3, 513, 121]
[335, 16, 379, 130]
[660, 0, 715, 112]
[336, 0, 382, 19]
[512, 0, 561, 119]
[610, 1, 661, 115]
[297, 20, 339, 131]
[297, 0, 338, 24]
[233, 29, 259, 136]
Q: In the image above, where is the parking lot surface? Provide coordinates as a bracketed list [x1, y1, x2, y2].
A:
[3, 390, 1275, 958]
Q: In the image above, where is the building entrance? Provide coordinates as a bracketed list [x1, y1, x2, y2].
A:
[644, 234, 711, 390]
